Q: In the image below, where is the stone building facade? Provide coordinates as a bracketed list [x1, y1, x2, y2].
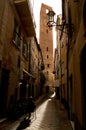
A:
[0, 0, 43, 119]
[55, 0, 86, 130]
[29, 37, 44, 99]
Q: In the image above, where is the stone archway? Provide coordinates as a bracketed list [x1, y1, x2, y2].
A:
[80, 44, 86, 129]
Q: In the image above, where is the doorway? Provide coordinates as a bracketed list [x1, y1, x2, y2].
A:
[0, 68, 9, 118]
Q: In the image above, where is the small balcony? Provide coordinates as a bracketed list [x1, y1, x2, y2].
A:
[13, 0, 36, 37]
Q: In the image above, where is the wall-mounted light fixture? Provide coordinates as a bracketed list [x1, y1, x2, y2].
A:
[47, 10, 73, 34]
[47, 10, 56, 27]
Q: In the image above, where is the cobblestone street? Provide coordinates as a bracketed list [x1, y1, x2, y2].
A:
[0, 95, 73, 130]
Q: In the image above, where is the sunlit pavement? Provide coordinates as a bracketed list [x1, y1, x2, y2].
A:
[0, 94, 73, 130]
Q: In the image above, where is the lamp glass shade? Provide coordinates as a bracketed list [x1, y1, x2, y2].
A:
[47, 10, 55, 27]
[47, 10, 55, 22]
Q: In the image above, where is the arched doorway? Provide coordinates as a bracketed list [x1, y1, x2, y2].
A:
[80, 44, 86, 129]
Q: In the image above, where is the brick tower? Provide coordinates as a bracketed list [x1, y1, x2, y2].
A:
[39, 3, 54, 93]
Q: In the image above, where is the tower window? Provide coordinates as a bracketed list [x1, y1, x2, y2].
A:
[46, 9, 49, 14]
[47, 64, 49, 68]
[46, 29, 48, 33]
[47, 55, 49, 58]
[46, 47, 48, 51]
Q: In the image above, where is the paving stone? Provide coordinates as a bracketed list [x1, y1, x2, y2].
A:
[0, 96, 73, 130]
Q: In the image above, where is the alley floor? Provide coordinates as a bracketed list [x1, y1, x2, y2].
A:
[0, 95, 73, 130]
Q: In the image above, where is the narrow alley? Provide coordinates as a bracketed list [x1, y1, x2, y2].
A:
[0, 94, 73, 130]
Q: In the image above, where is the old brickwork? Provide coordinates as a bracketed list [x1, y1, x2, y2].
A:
[39, 3, 54, 94]
[39, 3, 53, 72]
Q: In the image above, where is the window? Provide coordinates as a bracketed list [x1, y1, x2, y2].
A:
[46, 29, 48, 33]
[47, 55, 49, 58]
[13, 19, 21, 48]
[46, 47, 48, 51]
[22, 38, 28, 59]
[17, 56, 20, 68]
[46, 71, 49, 81]
[47, 64, 49, 68]
[46, 9, 49, 14]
